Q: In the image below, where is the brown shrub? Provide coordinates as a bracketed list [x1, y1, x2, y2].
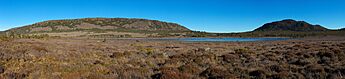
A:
[3, 72, 28, 79]
[267, 65, 284, 73]
[288, 58, 311, 66]
[152, 68, 192, 79]
[304, 64, 327, 79]
[221, 53, 240, 63]
[178, 63, 202, 74]
[248, 69, 267, 79]
[0, 66, 4, 74]
[235, 48, 254, 54]
[267, 71, 290, 79]
[200, 66, 235, 79]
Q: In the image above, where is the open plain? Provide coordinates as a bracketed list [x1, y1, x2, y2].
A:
[0, 37, 344, 79]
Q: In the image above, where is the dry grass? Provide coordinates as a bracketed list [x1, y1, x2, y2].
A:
[0, 37, 344, 79]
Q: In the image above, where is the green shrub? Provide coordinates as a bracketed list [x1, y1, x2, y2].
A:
[0, 32, 51, 41]
[235, 48, 254, 54]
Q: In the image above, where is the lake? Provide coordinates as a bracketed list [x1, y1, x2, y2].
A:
[118, 37, 290, 42]
[174, 37, 290, 42]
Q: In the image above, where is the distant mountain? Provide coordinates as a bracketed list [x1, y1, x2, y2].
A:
[254, 19, 329, 32]
[219, 19, 345, 37]
[6, 18, 191, 34]
[340, 28, 345, 31]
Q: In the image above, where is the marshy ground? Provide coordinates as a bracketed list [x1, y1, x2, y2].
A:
[0, 37, 344, 79]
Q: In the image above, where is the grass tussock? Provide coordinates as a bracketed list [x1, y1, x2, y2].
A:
[0, 38, 344, 78]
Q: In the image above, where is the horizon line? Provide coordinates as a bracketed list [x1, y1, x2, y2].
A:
[0, 17, 343, 33]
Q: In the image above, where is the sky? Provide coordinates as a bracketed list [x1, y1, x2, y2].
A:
[0, 0, 344, 33]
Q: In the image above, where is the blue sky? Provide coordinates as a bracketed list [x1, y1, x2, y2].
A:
[0, 0, 344, 32]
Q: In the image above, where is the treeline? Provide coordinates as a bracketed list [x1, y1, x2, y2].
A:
[182, 30, 345, 38]
[0, 32, 51, 41]
[88, 34, 132, 38]
[217, 31, 345, 38]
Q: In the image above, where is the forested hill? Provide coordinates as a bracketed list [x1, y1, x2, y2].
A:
[5, 18, 191, 34]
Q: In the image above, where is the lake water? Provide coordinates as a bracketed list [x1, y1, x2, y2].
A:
[122, 37, 290, 42]
[173, 37, 290, 42]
